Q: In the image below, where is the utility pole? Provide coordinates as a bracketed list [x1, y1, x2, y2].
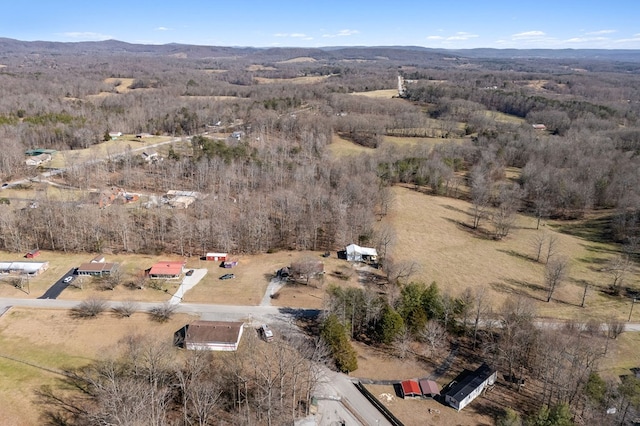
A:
[629, 298, 637, 322]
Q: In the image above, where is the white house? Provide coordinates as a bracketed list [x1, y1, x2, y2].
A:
[25, 153, 51, 166]
[141, 149, 159, 162]
[445, 363, 497, 411]
[176, 321, 245, 351]
[345, 244, 378, 262]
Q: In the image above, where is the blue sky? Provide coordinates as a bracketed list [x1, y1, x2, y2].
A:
[3, 1, 640, 49]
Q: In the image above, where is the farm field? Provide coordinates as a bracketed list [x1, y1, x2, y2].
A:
[0, 307, 196, 426]
[350, 89, 398, 98]
[386, 186, 636, 321]
[253, 75, 330, 84]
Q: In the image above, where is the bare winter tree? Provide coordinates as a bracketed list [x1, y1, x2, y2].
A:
[384, 257, 420, 285]
[605, 254, 631, 295]
[420, 320, 447, 356]
[469, 166, 491, 230]
[490, 182, 523, 240]
[394, 326, 412, 359]
[545, 233, 559, 264]
[72, 298, 107, 318]
[545, 256, 569, 302]
[472, 286, 490, 348]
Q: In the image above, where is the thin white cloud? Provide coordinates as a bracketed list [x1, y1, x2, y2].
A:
[614, 35, 640, 44]
[585, 29, 616, 35]
[60, 31, 113, 41]
[565, 36, 608, 43]
[155, 27, 171, 31]
[273, 33, 313, 40]
[446, 32, 479, 41]
[322, 29, 359, 38]
[512, 30, 546, 40]
[426, 32, 478, 43]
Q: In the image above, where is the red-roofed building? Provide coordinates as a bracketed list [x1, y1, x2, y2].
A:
[148, 261, 186, 279]
[401, 380, 422, 399]
[419, 379, 440, 398]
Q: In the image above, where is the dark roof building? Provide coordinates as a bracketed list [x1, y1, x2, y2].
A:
[77, 262, 117, 276]
[444, 363, 497, 411]
[175, 320, 245, 351]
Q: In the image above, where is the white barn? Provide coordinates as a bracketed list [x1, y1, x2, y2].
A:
[345, 244, 378, 262]
[0, 261, 49, 276]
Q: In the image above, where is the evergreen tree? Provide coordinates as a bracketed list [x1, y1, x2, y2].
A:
[320, 314, 358, 373]
[376, 303, 404, 344]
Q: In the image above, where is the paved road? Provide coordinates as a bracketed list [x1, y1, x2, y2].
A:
[260, 276, 286, 306]
[38, 268, 76, 300]
[315, 367, 392, 426]
[168, 268, 207, 304]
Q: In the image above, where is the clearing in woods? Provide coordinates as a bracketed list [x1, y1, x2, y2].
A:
[386, 185, 636, 320]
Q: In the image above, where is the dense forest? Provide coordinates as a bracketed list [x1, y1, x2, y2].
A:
[3, 40, 640, 424]
[1, 43, 640, 255]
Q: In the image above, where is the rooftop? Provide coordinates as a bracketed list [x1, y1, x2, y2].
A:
[185, 320, 244, 344]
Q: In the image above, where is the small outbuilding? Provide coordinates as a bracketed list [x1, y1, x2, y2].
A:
[206, 252, 227, 262]
[419, 379, 440, 398]
[175, 320, 245, 351]
[25, 249, 41, 259]
[401, 380, 422, 399]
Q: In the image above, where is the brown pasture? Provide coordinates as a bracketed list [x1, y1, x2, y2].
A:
[350, 89, 398, 98]
[0, 307, 196, 425]
[386, 186, 636, 320]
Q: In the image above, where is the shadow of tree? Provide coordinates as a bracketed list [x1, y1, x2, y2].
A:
[497, 249, 537, 263]
[442, 203, 473, 217]
[490, 280, 546, 302]
[443, 217, 495, 240]
[555, 214, 615, 243]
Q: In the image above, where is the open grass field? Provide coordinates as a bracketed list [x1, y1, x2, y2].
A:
[386, 186, 637, 321]
[253, 75, 330, 85]
[276, 57, 317, 64]
[597, 331, 640, 380]
[328, 132, 375, 157]
[48, 135, 172, 168]
[382, 135, 467, 148]
[483, 110, 527, 125]
[350, 89, 398, 98]
[104, 77, 135, 93]
[0, 307, 196, 425]
[246, 64, 277, 71]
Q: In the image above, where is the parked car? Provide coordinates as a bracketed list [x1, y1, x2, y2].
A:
[219, 273, 235, 280]
[62, 276, 74, 283]
[1, 183, 8, 188]
[258, 324, 274, 342]
[186, 269, 194, 276]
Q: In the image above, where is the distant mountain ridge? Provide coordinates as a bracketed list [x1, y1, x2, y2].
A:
[1, 37, 640, 63]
